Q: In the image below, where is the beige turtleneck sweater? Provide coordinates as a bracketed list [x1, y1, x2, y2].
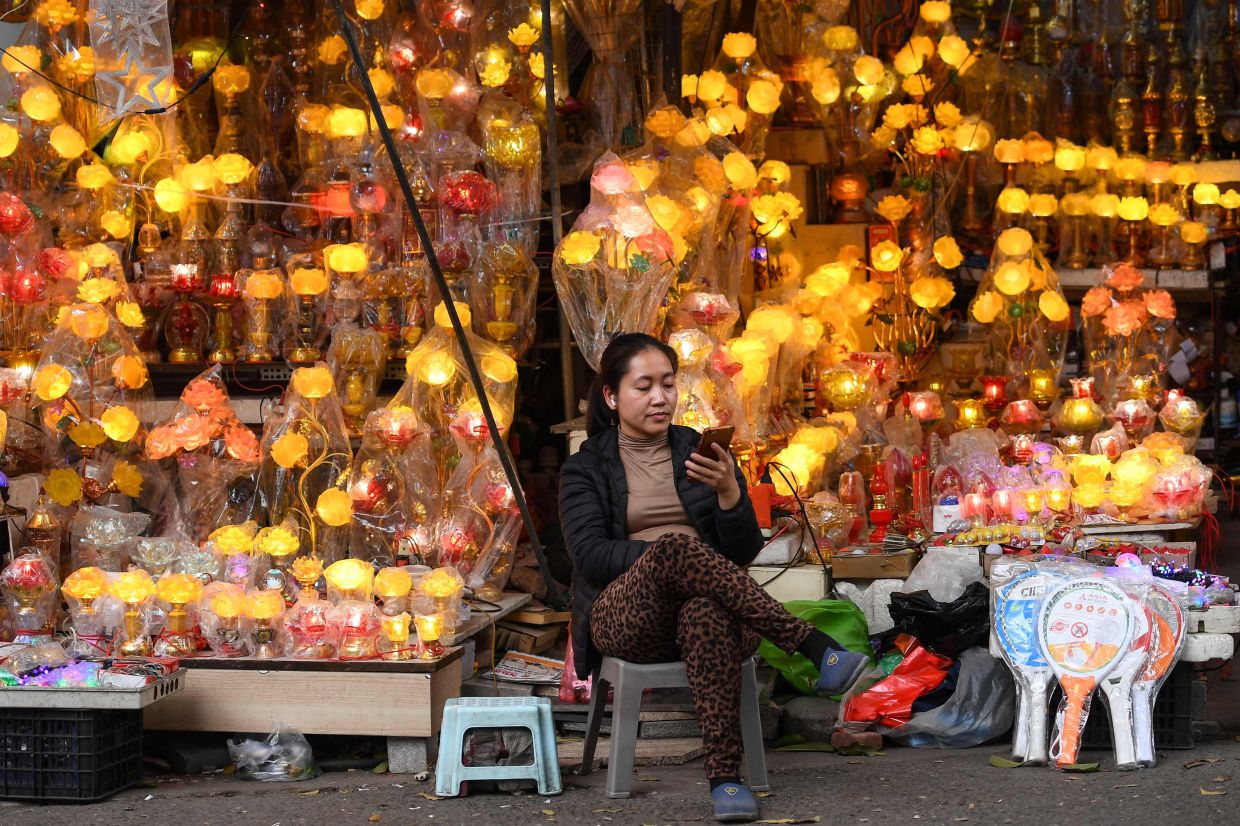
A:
[618, 429, 700, 542]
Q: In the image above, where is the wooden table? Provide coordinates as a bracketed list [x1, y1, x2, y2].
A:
[144, 649, 465, 740]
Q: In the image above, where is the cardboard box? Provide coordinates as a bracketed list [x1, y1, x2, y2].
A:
[495, 621, 562, 655]
[829, 549, 918, 580]
[749, 563, 831, 602]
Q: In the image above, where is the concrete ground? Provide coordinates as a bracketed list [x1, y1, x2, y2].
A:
[4, 739, 1239, 826]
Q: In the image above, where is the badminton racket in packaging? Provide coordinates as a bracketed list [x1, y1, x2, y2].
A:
[1132, 582, 1186, 767]
[993, 567, 1058, 764]
[1039, 578, 1136, 769]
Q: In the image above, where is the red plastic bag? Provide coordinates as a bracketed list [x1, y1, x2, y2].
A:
[559, 620, 593, 704]
[841, 637, 953, 728]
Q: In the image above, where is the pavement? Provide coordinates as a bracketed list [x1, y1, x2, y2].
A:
[5, 738, 1240, 826]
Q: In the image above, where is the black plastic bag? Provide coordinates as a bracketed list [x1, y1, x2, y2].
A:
[887, 581, 990, 657]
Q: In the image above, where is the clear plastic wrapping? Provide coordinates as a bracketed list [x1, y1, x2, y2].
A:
[552, 152, 679, 370]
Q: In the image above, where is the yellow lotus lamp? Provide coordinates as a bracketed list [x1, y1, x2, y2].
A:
[112, 569, 156, 656]
[327, 106, 368, 139]
[1056, 397, 1105, 444]
[1113, 450, 1158, 489]
[1180, 221, 1209, 270]
[1054, 143, 1086, 191]
[1117, 196, 1150, 264]
[324, 557, 373, 602]
[994, 139, 1025, 187]
[291, 556, 325, 602]
[415, 611, 446, 659]
[374, 566, 413, 609]
[325, 242, 368, 278]
[1069, 454, 1112, 486]
[244, 590, 286, 658]
[153, 178, 189, 213]
[62, 567, 108, 644]
[206, 589, 246, 656]
[292, 365, 334, 400]
[1045, 478, 1072, 513]
[420, 566, 465, 612]
[214, 153, 254, 186]
[49, 124, 87, 159]
[210, 522, 256, 555]
[154, 573, 203, 656]
[1073, 481, 1106, 511]
[381, 611, 414, 660]
[1108, 482, 1144, 520]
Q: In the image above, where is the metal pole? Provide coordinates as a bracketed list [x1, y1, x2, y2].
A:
[332, 0, 567, 610]
[539, 0, 576, 423]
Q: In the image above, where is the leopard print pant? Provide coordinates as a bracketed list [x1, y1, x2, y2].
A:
[590, 532, 815, 779]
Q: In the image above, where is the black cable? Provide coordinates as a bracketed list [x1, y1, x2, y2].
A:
[0, 0, 255, 117]
[332, 0, 566, 611]
[767, 461, 831, 581]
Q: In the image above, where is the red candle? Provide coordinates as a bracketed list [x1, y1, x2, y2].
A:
[963, 492, 986, 522]
[981, 375, 1009, 411]
[209, 273, 239, 299]
[992, 488, 1014, 520]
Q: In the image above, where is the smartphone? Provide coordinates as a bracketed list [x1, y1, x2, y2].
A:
[696, 425, 735, 457]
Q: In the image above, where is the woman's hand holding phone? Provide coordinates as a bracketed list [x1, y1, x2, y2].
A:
[687, 442, 741, 511]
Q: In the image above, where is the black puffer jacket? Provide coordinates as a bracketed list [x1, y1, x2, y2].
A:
[559, 424, 764, 679]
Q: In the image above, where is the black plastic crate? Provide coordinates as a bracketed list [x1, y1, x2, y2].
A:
[1047, 661, 1195, 752]
[0, 707, 143, 802]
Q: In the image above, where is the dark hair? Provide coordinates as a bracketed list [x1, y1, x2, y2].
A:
[586, 333, 679, 437]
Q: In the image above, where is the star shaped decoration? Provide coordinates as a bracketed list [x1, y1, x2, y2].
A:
[89, 0, 169, 53]
[94, 52, 173, 115]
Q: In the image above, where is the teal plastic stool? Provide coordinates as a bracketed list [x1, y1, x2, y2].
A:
[435, 697, 562, 797]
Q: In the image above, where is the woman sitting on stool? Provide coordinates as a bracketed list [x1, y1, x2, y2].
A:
[559, 333, 868, 824]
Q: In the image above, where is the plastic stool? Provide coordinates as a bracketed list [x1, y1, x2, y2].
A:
[579, 657, 769, 798]
[434, 697, 562, 797]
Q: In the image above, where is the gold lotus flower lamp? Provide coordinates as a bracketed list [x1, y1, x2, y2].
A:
[112, 569, 156, 656]
[287, 257, 329, 362]
[291, 555, 325, 602]
[240, 268, 285, 361]
[154, 573, 204, 657]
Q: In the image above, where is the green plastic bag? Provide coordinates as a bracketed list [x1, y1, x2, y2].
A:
[757, 599, 872, 696]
